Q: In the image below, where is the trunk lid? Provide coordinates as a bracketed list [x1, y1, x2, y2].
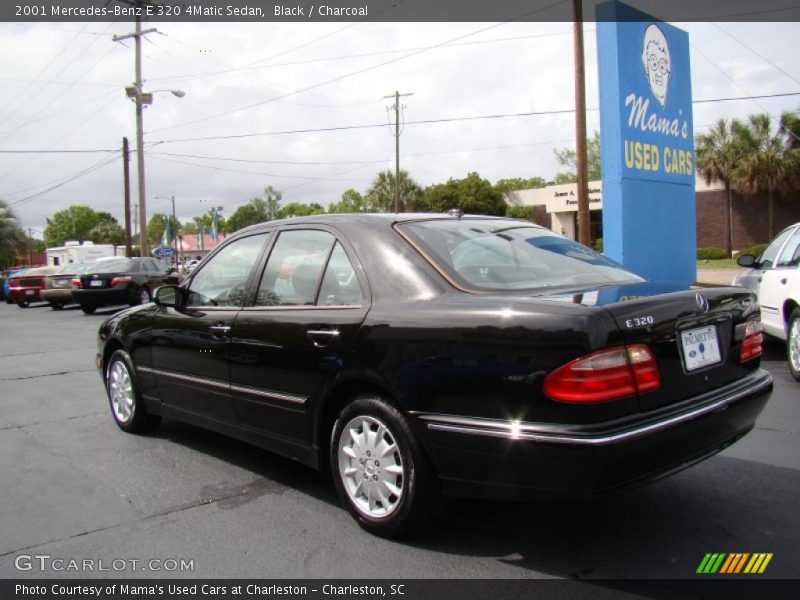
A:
[530, 281, 760, 412]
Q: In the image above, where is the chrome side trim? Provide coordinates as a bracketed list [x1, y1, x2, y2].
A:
[418, 371, 773, 447]
[230, 383, 307, 406]
[137, 366, 307, 405]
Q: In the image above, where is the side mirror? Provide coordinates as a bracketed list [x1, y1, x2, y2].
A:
[737, 254, 756, 268]
[154, 285, 183, 308]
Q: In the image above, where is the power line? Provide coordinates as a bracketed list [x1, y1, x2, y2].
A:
[0, 149, 118, 154]
[146, 0, 568, 135]
[149, 151, 387, 165]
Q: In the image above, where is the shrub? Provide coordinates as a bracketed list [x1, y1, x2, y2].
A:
[697, 247, 728, 260]
[736, 243, 769, 259]
[505, 206, 534, 221]
[593, 238, 603, 253]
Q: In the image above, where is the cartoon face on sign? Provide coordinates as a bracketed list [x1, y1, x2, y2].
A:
[641, 24, 671, 107]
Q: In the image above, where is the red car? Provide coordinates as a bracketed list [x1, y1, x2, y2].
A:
[7, 266, 59, 308]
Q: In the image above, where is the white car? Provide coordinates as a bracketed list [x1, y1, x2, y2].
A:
[734, 222, 800, 381]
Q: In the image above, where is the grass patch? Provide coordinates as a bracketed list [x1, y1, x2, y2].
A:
[697, 258, 739, 268]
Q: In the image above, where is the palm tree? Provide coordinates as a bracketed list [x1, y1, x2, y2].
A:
[365, 170, 422, 212]
[696, 119, 741, 257]
[733, 113, 800, 240]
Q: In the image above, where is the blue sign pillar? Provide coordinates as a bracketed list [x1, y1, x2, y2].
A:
[597, 1, 696, 285]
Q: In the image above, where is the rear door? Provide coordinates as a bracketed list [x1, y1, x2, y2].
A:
[228, 227, 370, 445]
[150, 233, 269, 425]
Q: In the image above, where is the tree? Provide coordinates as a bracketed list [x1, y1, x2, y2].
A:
[552, 171, 579, 185]
[506, 206, 536, 221]
[44, 205, 104, 246]
[226, 198, 269, 233]
[89, 213, 126, 247]
[277, 202, 324, 219]
[191, 210, 226, 235]
[494, 177, 546, 195]
[421, 172, 507, 216]
[365, 170, 422, 212]
[733, 113, 800, 239]
[553, 130, 602, 182]
[328, 189, 365, 213]
[696, 118, 742, 257]
[1, 199, 26, 268]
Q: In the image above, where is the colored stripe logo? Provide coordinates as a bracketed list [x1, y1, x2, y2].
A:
[697, 553, 773, 574]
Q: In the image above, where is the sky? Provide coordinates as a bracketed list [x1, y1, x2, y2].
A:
[0, 14, 799, 239]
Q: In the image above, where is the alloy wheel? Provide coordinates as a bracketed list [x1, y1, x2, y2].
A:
[108, 361, 135, 423]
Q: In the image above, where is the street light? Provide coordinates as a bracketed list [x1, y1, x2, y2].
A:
[122, 83, 186, 258]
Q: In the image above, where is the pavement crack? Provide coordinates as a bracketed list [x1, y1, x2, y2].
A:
[0, 347, 95, 359]
[0, 484, 265, 558]
[0, 411, 106, 432]
[755, 425, 800, 438]
[0, 368, 96, 381]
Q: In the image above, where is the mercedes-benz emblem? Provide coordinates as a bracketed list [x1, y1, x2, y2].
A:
[695, 292, 710, 313]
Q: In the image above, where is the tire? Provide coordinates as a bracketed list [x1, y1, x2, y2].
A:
[330, 396, 440, 537]
[50, 302, 64, 311]
[132, 287, 151, 306]
[81, 305, 96, 314]
[788, 308, 800, 382]
[17, 300, 29, 308]
[105, 349, 161, 434]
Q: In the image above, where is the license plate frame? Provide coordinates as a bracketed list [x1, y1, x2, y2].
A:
[680, 325, 722, 371]
[89, 280, 104, 288]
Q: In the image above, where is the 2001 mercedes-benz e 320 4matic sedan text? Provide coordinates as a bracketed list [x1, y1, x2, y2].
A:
[96, 214, 772, 537]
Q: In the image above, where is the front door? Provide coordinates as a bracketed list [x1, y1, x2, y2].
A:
[150, 233, 269, 424]
[759, 225, 800, 338]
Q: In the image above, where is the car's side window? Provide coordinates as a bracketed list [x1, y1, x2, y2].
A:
[129, 260, 142, 273]
[775, 228, 800, 268]
[255, 230, 335, 306]
[187, 234, 267, 307]
[758, 227, 794, 269]
[318, 242, 363, 306]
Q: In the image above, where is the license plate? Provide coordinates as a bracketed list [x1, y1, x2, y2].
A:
[680, 325, 722, 371]
[25, 290, 34, 296]
[55, 279, 69, 286]
[90, 280, 104, 287]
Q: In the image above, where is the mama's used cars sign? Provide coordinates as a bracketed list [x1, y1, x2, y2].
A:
[597, 1, 696, 285]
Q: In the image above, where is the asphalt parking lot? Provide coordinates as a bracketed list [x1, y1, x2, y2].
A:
[0, 300, 798, 580]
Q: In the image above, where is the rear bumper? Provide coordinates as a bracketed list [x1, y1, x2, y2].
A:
[415, 369, 773, 500]
[40, 289, 74, 303]
[72, 286, 133, 307]
[8, 288, 42, 301]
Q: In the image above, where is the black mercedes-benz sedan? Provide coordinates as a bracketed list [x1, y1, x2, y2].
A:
[74, 257, 179, 314]
[95, 214, 772, 536]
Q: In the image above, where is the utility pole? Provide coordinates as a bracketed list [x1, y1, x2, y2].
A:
[122, 137, 132, 257]
[113, 1, 158, 258]
[170, 195, 178, 271]
[573, 0, 591, 247]
[383, 90, 413, 213]
[28, 227, 33, 265]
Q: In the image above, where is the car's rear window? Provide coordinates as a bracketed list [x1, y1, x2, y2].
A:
[87, 259, 132, 273]
[397, 219, 642, 292]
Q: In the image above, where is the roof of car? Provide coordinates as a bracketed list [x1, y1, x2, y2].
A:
[235, 212, 516, 237]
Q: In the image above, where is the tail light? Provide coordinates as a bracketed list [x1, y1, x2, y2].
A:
[71, 278, 82, 288]
[110, 276, 132, 286]
[739, 319, 763, 362]
[543, 344, 661, 403]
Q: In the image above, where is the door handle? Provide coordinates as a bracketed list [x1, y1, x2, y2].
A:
[208, 323, 231, 336]
[306, 328, 340, 347]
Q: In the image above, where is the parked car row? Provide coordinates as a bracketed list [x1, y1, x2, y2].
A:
[3, 258, 180, 313]
[733, 221, 800, 381]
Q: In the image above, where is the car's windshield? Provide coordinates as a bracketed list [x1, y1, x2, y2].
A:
[398, 219, 642, 292]
[87, 258, 132, 273]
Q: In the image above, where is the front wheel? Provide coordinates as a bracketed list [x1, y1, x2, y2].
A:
[788, 308, 800, 382]
[50, 302, 64, 310]
[132, 287, 151, 306]
[81, 304, 96, 314]
[105, 349, 161, 433]
[330, 396, 440, 537]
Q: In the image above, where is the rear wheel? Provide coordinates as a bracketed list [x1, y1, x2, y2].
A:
[105, 349, 161, 433]
[330, 396, 440, 537]
[17, 300, 29, 308]
[132, 287, 151, 306]
[50, 301, 64, 310]
[81, 305, 96, 314]
[788, 308, 800, 382]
